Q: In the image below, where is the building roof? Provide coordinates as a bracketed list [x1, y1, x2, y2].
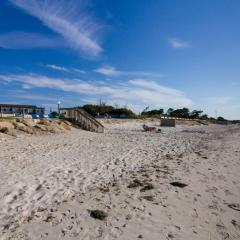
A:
[0, 104, 44, 109]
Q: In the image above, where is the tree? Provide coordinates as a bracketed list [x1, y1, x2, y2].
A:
[167, 108, 174, 115]
[170, 108, 190, 118]
[190, 110, 203, 119]
[81, 104, 114, 117]
[217, 116, 226, 121]
[141, 108, 164, 117]
[108, 108, 136, 118]
[201, 114, 208, 120]
[81, 104, 136, 118]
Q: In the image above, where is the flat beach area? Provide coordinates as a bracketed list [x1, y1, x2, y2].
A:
[0, 120, 240, 239]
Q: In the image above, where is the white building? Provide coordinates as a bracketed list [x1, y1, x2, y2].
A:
[0, 104, 44, 116]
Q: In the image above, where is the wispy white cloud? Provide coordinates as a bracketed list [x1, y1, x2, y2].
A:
[168, 38, 191, 49]
[72, 68, 86, 74]
[94, 65, 163, 78]
[9, 0, 102, 57]
[0, 31, 63, 49]
[0, 73, 192, 112]
[45, 64, 86, 74]
[95, 66, 120, 76]
[129, 79, 183, 96]
[46, 64, 68, 72]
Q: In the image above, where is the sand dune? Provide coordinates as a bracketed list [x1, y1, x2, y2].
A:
[0, 120, 240, 239]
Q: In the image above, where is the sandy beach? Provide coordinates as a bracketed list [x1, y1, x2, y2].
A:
[0, 120, 240, 240]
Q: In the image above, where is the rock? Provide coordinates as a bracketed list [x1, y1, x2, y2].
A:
[20, 119, 37, 127]
[39, 119, 51, 126]
[0, 122, 14, 129]
[58, 121, 71, 131]
[13, 122, 26, 128]
[13, 122, 34, 134]
[64, 120, 72, 126]
[35, 124, 49, 131]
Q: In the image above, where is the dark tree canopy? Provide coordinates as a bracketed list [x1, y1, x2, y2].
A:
[141, 107, 210, 119]
[190, 110, 203, 119]
[80, 104, 227, 121]
[141, 108, 164, 117]
[81, 104, 114, 117]
[81, 104, 136, 118]
[217, 116, 226, 121]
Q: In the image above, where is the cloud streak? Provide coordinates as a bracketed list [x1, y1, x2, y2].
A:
[0, 73, 192, 112]
[168, 38, 191, 49]
[46, 64, 68, 72]
[45, 64, 86, 74]
[9, 0, 102, 57]
[95, 65, 163, 78]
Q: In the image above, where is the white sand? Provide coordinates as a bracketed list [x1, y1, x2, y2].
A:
[0, 120, 240, 239]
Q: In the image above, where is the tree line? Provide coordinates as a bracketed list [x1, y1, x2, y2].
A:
[79, 103, 226, 121]
[142, 107, 207, 119]
[141, 107, 226, 121]
[81, 104, 136, 118]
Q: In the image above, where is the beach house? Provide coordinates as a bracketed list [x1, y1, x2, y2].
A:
[0, 104, 45, 116]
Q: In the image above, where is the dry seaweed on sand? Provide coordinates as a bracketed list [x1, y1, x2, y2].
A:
[141, 195, 154, 201]
[228, 203, 240, 211]
[170, 182, 188, 188]
[140, 183, 154, 192]
[128, 179, 143, 188]
[89, 210, 108, 220]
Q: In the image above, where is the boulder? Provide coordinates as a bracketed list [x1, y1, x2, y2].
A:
[13, 122, 34, 134]
[35, 124, 49, 131]
[0, 121, 15, 129]
[59, 121, 71, 131]
[20, 119, 37, 127]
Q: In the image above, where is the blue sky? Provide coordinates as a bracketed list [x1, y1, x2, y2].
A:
[0, 0, 239, 119]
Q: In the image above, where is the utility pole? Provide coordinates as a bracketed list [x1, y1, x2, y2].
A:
[57, 101, 61, 114]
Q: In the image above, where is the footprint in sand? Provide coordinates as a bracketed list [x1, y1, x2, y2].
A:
[216, 223, 230, 239]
